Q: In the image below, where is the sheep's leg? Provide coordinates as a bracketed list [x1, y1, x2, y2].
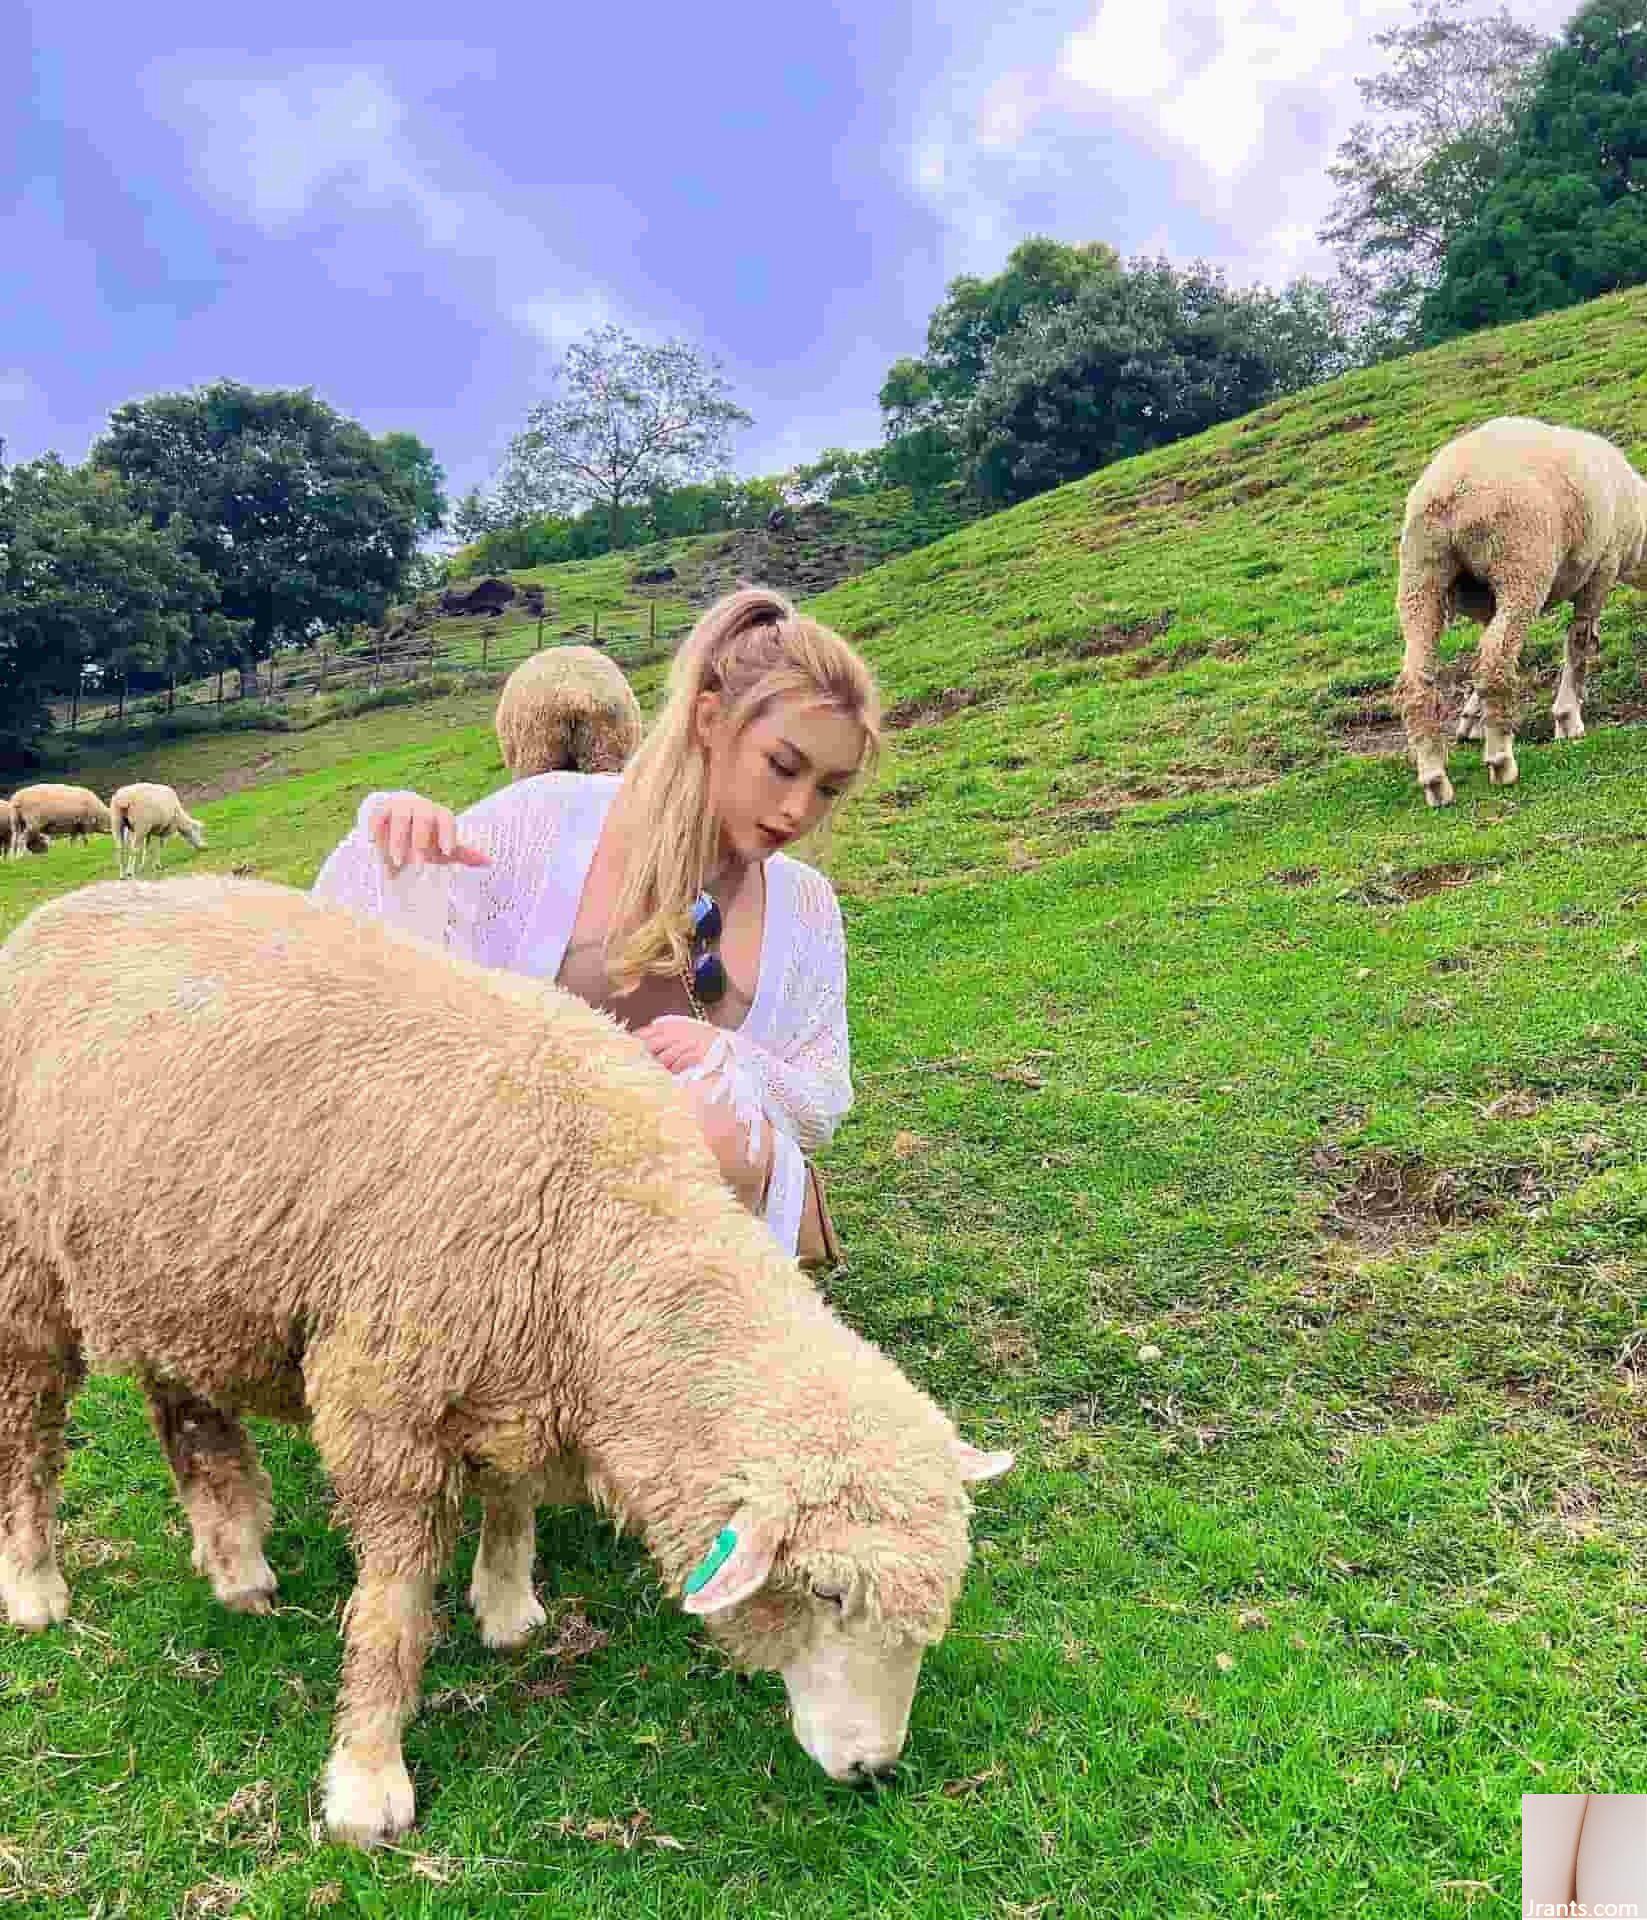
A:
[468, 1469, 548, 1649]
[306, 1376, 460, 1850]
[1553, 577, 1609, 742]
[0, 1236, 83, 1632]
[144, 1381, 277, 1613]
[1455, 686, 1486, 743]
[1475, 591, 1546, 787]
[1394, 572, 1455, 807]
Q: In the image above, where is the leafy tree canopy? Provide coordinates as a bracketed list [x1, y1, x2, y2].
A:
[94, 380, 419, 690]
[490, 327, 752, 550]
[1424, 0, 1647, 340]
[1319, 0, 1553, 357]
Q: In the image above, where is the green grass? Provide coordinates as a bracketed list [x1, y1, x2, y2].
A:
[4, 294, 1647, 1917]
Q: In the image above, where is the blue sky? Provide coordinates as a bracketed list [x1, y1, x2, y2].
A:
[3, 0, 1577, 510]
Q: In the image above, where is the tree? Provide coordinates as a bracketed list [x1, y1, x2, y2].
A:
[95, 381, 419, 696]
[0, 456, 213, 752]
[376, 431, 448, 536]
[959, 258, 1339, 506]
[1318, 0, 1553, 357]
[1424, 0, 1647, 340]
[493, 326, 752, 551]
[878, 237, 1124, 486]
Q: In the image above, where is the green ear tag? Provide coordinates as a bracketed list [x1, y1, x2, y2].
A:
[684, 1527, 738, 1596]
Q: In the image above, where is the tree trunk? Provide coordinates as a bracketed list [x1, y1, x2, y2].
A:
[608, 495, 623, 552]
[117, 675, 127, 724]
[237, 660, 260, 700]
[167, 672, 176, 714]
[70, 681, 79, 731]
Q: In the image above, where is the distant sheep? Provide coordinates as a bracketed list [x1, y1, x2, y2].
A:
[494, 645, 643, 779]
[7, 783, 112, 849]
[0, 876, 1011, 1850]
[110, 783, 207, 879]
[1396, 416, 1647, 805]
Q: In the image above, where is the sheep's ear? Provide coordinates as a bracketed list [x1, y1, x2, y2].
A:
[953, 1439, 1014, 1483]
[680, 1508, 782, 1616]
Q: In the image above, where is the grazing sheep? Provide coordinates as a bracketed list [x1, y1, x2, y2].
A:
[110, 782, 207, 879]
[1396, 417, 1647, 806]
[0, 800, 14, 861]
[0, 876, 1011, 1850]
[8, 783, 113, 849]
[494, 645, 643, 779]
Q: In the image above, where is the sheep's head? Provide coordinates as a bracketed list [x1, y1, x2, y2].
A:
[679, 1434, 1012, 1782]
[182, 815, 208, 850]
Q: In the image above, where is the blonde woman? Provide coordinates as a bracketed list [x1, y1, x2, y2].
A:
[311, 587, 880, 1268]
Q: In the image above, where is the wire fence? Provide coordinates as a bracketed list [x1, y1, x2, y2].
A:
[53, 601, 691, 735]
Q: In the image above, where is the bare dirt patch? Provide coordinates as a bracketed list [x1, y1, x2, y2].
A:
[1313, 1146, 1549, 1253]
[1069, 612, 1175, 660]
[186, 753, 287, 804]
[1269, 866, 1320, 889]
[885, 685, 988, 730]
[1344, 862, 1480, 907]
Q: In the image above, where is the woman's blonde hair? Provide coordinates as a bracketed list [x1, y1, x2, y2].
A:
[604, 585, 881, 995]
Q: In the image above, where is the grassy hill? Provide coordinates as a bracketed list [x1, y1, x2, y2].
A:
[3, 292, 1647, 1917]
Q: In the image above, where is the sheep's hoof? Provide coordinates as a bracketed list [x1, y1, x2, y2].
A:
[469, 1576, 547, 1650]
[0, 1563, 69, 1632]
[1486, 755, 1519, 787]
[322, 1750, 416, 1851]
[1553, 710, 1585, 741]
[218, 1572, 278, 1616]
[1421, 773, 1455, 809]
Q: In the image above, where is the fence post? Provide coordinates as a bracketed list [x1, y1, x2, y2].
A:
[372, 627, 382, 690]
[319, 642, 329, 690]
[167, 671, 176, 714]
[216, 666, 225, 707]
[70, 681, 79, 731]
[482, 623, 489, 671]
[649, 600, 657, 641]
[117, 674, 127, 725]
[537, 610, 544, 647]
[593, 608, 600, 645]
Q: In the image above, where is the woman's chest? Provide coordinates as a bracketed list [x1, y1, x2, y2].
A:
[559, 845, 766, 1027]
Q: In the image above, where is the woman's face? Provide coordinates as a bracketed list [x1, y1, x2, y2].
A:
[699, 692, 866, 867]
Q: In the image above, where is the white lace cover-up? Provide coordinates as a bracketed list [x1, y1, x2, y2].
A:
[309, 771, 853, 1256]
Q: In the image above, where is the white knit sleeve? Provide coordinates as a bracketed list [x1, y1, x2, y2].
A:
[310, 778, 575, 973]
[677, 864, 853, 1253]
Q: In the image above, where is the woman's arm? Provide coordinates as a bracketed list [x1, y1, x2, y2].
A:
[1522, 1794, 1587, 1915]
[650, 865, 852, 1255]
[310, 783, 565, 972]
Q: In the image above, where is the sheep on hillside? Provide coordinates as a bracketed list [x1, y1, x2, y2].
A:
[8, 783, 113, 849]
[110, 783, 207, 879]
[0, 875, 1012, 1850]
[1396, 416, 1647, 806]
[494, 645, 643, 779]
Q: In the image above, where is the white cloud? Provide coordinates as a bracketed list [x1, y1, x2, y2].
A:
[905, 0, 1577, 289]
[145, 60, 634, 362]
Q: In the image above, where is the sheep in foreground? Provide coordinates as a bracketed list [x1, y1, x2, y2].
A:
[7, 783, 113, 850]
[1396, 416, 1647, 806]
[494, 645, 643, 778]
[110, 782, 207, 878]
[0, 876, 1011, 1850]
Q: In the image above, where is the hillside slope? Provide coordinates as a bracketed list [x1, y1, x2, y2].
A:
[2, 292, 1646, 1917]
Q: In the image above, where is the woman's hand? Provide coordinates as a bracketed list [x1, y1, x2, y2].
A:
[366, 793, 492, 872]
[638, 1016, 719, 1075]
